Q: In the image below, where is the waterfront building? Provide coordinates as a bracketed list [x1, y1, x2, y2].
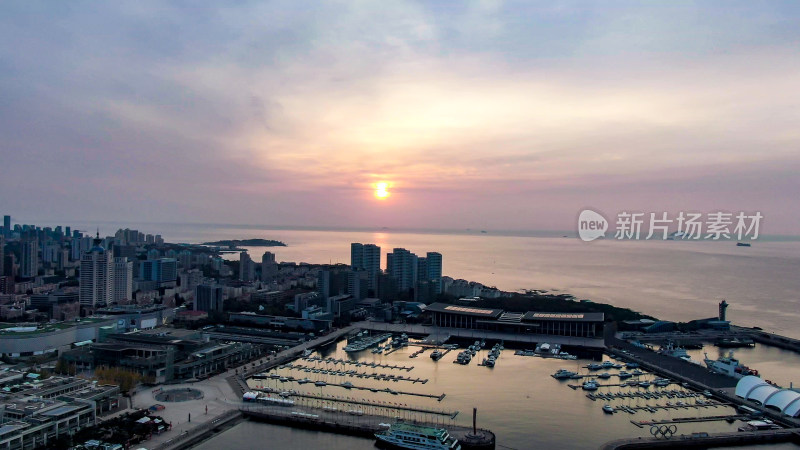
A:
[2, 215, 10, 238]
[62, 328, 261, 382]
[79, 236, 113, 308]
[112, 257, 133, 302]
[425, 302, 604, 338]
[426, 251, 443, 294]
[351, 243, 380, 291]
[387, 248, 418, 293]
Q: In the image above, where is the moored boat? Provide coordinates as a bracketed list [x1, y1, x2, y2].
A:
[375, 422, 461, 450]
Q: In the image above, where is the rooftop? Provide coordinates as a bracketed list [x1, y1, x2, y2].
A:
[423, 303, 503, 318]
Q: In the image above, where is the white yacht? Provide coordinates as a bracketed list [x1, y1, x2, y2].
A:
[375, 422, 461, 450]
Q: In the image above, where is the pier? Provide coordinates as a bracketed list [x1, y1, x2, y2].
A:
[251, 380, 446, 401]
[301, 356, 415, 372]
[250, 388, 452, 415]
[241, 404, 496, 450]
[599, 428, 800, 449]
[268, 363, 428, 384]
[631, 415, 748, 427]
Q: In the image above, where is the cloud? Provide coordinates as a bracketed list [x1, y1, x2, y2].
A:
[0, 1, 799, 233]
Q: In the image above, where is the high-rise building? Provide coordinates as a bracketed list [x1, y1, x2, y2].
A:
[347, 270, 369, 300]
[139, 258, 178, 285]
[386, 248, 418, 293]
[2, 215, 10, 238]
[80, 235, 113, 308]
[0, 236, 4, 278]
[425, 252, 443, 294]
[239, 252, 255, 282]
[195, 284, 224, 313]
[113, 257, 133, 302]
[261, 251, 278, 283]
[20, 234, 39, 278]
[351, 243, 381, 291]
[317, 266, 348, 299]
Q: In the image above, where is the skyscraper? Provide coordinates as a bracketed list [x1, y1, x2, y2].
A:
[386, 248, 418, 293]
[113, 257, 133, 302]
[80, 235, 113, 308]
[351, 243, 381, 291]
[20, 233, 39, 278]
[0, 236, 4, 277]
[2, 215, 10, 238]
[261, 251, 278, 283]
[240, 251, 255, 282]
[425, 252, 443, 294]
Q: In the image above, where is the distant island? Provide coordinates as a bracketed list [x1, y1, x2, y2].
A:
[202, 239, 287, 247]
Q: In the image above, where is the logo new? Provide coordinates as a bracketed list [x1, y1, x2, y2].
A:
[578, 209, 608, 242]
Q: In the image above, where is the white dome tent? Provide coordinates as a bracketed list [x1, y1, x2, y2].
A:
[735, 375, 800, 417]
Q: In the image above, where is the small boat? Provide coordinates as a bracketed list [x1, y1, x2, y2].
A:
[587, 363, 603, 371]
[631, 369, 644, 376]
[315, 381, 327, 387]
[626, 362, 640, 369]
[638, 381, 651, 388]
[553, 369, 577, 379]
[342, 381, 353, 389]
[598, 372, 611, 379]
[601, 361, 614, 369]
[430, 350, 443, 361]
[602, 405, 615, 414]
[582, 380, 599, 391]
[482, 358, 495, 367]
[618, 371, 632, 379]
[297, 378, 311, 384]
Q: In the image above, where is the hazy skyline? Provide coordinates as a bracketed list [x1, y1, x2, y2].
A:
[2, 1, 799, 234]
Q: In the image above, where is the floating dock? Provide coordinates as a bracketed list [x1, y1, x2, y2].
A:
[270, 363, 428, 384]
[250, 388, 451, 415]
[301, 356, 414, 372]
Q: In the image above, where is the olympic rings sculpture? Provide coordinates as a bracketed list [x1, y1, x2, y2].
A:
[649, 424, 677, 439]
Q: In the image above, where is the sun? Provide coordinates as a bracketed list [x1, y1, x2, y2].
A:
[374, 181, 390, 200]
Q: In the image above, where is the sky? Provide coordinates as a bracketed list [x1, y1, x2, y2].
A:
[1, 1, 799, 234]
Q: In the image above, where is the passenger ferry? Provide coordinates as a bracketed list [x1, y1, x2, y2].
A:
[375, 422, 461, 450]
